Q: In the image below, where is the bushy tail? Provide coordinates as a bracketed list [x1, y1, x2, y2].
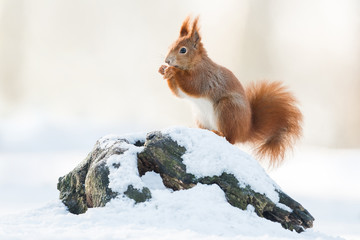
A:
[246, 81, 303, 166]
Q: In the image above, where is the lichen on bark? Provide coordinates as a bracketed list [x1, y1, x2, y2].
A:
[124, 185, 151, 203]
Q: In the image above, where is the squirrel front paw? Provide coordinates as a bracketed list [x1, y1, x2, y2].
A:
[158, 65, 168, 75]
[163, 66, 177, 79]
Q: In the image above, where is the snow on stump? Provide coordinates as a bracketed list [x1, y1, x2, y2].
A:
[57, 127, 314, 233]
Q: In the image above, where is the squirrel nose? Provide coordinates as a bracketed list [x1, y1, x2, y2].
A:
[165, 59, 171, 64]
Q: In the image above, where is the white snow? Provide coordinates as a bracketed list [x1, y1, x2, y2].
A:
[99, 131, 147, 150]
[141, 171, 167, 190]
[103, 127, 280, 202]
[164, 127, 280, 202]
[0, 184, 340, 240]
[106, 143, 145, 193]
[0, 126, 355, 240]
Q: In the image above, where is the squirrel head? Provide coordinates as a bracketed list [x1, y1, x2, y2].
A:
[165, 16, 206, 70]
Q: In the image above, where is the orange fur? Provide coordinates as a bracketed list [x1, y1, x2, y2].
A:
[159, 16, 303, 166]
[246, 81, 303, 166]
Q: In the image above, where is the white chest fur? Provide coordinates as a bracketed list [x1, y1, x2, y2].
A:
[178, 89, 218, 131]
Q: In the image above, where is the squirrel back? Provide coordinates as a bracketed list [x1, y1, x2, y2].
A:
[159, 16, 303, 166]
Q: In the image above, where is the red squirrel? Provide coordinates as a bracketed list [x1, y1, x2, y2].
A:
[158, 16, 302, 166]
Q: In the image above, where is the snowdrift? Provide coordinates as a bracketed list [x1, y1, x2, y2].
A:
[0, 127, 343, 240]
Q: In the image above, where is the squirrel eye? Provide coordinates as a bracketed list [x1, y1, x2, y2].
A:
[179, 47, 187, 54]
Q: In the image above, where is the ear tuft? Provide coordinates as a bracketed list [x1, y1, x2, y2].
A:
[190, 16, 201, 47]
[180, 16, 191, 37]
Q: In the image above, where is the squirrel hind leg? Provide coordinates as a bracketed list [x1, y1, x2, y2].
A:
[211, 130, 225, 137]
[195, 120, 225, 137]
[215, 95, 252, 145]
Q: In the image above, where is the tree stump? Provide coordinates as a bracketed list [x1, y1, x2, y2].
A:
[58, 129, 314, 233]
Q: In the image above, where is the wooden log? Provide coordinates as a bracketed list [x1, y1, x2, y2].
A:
[58, 129, 314, 233]
[137, 131, 314, 233]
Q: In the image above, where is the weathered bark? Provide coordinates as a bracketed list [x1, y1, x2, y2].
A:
[57, 139, 124, 214]
[137, 131, 314, 233]
[58, 130, 314, 233]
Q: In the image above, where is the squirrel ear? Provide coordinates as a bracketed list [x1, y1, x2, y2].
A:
[180, 16, 191, 37]
[190, 16, 201, 48]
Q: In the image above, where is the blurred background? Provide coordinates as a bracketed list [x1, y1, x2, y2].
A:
[0, 0, 359, 239]
[1, 0, 359, 150]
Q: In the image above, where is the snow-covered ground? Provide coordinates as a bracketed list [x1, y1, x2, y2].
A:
[0, 124, 359, 240]
[270, 147, 360, 240]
